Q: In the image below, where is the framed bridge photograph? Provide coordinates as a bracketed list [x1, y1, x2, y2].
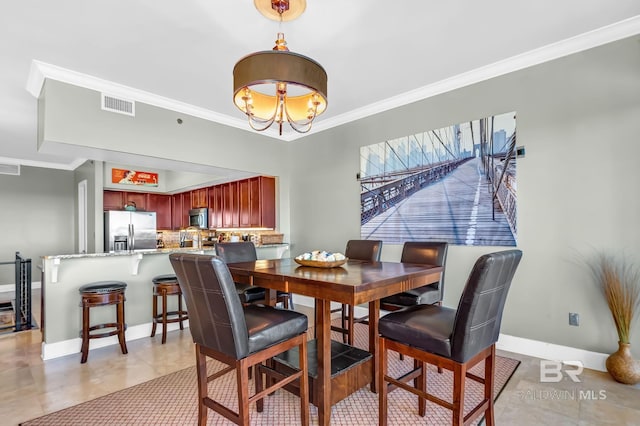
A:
[359, 112, 517, 246]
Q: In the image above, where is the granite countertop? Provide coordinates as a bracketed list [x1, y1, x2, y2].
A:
[42, 247, 216, 260]
[42, 243, 290, 260]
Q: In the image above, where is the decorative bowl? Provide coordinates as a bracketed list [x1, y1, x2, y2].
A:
[294, 258, 348, 268]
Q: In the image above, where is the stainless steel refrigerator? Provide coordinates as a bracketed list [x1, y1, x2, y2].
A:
[104, 211, 157, 252]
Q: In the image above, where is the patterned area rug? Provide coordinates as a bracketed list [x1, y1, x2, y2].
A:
[21, 322, 519, 425]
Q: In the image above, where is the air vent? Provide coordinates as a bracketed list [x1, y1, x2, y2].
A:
[0, 163, 20, 176]
[101, 93, 135, 117]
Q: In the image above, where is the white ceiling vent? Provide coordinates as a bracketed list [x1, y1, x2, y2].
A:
[101, 93, 135, 117]
[0, 163, 20, 176]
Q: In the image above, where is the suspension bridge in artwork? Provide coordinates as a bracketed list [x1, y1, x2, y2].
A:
[359, 115, 517, 246]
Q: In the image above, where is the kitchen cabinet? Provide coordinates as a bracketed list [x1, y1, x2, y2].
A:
[208, 185, 223, 229]
[122, 192, 147, 211]
[104, 190, 124, 211]
[171, 193, 190, 230]
[222, 181, 239, 228]
[147, 194, 172, 229]
[239, 179, 251, 227]
[191, 188, 208, 208]
[250, 176, 276, 228]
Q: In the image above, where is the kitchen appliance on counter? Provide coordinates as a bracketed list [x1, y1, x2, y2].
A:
[104, 210, 157, 252]
[188, 208, 208, 229]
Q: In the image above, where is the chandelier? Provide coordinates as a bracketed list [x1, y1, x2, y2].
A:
[233, 0, 327, 136]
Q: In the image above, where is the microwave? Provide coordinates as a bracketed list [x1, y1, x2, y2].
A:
[188, 208, 208, 229]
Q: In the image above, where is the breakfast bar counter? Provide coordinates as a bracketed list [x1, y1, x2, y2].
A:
[39, 244, 289, 361]
[40, 248, 210, 360]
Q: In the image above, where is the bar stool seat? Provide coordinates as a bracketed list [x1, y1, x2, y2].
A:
[78, 280, 128, 364]
[151, 274, 188, 344]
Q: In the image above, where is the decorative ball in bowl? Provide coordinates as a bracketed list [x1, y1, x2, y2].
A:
[294, 251, 347, 268]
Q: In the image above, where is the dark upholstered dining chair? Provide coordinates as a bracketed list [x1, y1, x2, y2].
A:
[381, 241, 449, 309]
[215, 241, 293, 308]
[170, 253, 309, 426]
[378, 249, 522, 426]
[331, 239, 383, 345]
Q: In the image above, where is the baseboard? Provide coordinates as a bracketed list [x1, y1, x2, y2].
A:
[497, 333, 608, 372]
[0, 281, 42, 293]
[41, 319, 190, 361]
[293, 295, 609, 372]
[42, 296, 610, 372]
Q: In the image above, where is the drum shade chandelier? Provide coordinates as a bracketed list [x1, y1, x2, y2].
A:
[233, 0, 327, 135]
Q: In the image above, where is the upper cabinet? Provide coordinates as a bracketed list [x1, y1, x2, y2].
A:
[251, 176, 276, 229]
[103, 176, 276, 230]
[172, 193, 190, 230]
[222, 181, 240, 228]
[147, 194, 172, 229]
[208, 185, 223, 229]
[104, 190, 124, 211]
[123, 192, 147, 211]
[191, 188, 208, 208]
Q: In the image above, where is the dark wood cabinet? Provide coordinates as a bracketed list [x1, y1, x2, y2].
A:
[208, 185, 223, 229]
[222, 181, 239, 228]
[251, 176, 276, 228]
[191, 188, 208, 208]
[147, 194, 172, 229]
[104, 176, 275, 230]
[122, 192, 147, 211]
[171, 193, 190, 230]
[239, 179, 251, 227]
[103, 190, 124, 211]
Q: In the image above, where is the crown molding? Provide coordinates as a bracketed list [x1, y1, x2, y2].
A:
[0, 155, 87, 171]
[26, 16, 640, 142]
[311, 15, 640, 136]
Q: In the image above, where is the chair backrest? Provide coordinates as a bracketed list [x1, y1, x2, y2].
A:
[215, 241, 258, 263]
[345, 239, 383, 261]
[169, 253, 250, 359]
[451, 249, 522, 363]
[401, 241, 448, 293]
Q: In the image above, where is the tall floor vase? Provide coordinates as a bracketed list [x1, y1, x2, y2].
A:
[606, 342, 640, 385]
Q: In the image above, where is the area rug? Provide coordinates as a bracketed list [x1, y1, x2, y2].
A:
[21, 322, 519, 425]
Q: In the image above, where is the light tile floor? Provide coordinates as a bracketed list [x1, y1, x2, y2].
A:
[1, 290, 639, 425]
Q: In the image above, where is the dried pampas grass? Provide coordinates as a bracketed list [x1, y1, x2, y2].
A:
[588, 253, 640, 344]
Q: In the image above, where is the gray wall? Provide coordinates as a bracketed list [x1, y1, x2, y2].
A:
[0, 166, 75, 283]
[289, 36, 640, 355]
[20, 35, 640, 356]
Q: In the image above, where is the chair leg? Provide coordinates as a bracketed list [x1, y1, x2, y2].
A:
[378, 337, 388, 426]
[347, 305, 355, 346]
[150, 294, 158, 337]
[415, 359, 427, 416]
[452, 362, 467, 426]
[161, 289, 168, 344]
[484, 345, 496, 426]
[288, 293, 294, 310]
[178, 295, 185, 330]
[255, 361, 264, 412]
[237, 358, 250, 426]
[195, 345, 208, 426]
[340, 304, 348, 343]
[299, 338, 309, 426]
[117, 295, 128, 355]
[80, 304, 90, 364]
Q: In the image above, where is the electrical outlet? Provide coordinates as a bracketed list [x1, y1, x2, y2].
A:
[569, 312, 580, 326]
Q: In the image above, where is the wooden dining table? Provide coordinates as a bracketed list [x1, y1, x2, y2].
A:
[227, 257, 443, 426]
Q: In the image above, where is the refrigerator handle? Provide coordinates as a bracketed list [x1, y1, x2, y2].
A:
[129, 223, 135, 251]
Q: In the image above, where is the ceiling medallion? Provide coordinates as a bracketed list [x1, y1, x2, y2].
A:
[233, 0, 327, 135]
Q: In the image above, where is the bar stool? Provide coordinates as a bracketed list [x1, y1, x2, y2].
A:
[78, 281, 128, 364]
[151, 274, 188, 344]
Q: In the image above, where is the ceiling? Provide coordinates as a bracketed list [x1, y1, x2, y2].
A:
[1, 1, 639, 173]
